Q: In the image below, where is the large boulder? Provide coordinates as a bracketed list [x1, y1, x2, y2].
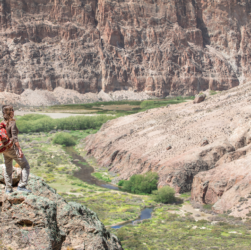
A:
[0, 174, 123, 250]
[191, 144, 251, 218]
[158, 139, 235, 193]
[0, 165, 21, 186]
[193, 94, 206, 104]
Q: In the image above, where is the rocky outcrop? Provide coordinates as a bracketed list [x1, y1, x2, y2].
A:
[191, 145, 251, 218]
[0, 164, 21, 185]
[193, 93, 206, 104]
[0, 168, 122, 250]
[2, 0, 251, 96]
[85, 81, 251, 216]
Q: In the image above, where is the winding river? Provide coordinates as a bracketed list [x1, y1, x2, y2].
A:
[64, 146, 154, 228]
[111, 207, 154, 229]
[64, 146, 119, 190]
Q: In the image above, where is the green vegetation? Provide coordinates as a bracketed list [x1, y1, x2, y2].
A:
[179, 192, 191, 199]
[22, 130, 153, 226]
[119, 172, 158, 194]
[62, 190, 156, 226]
[20, 129, 251, 250]
[50, 100, 142, 110]
[16, 114, 114, 133]
[203, 204, 213, 210]
[47, 97, 195, 116]
[152, 186, 175, 203]
[92, 172, 111, 183]
[112, 206, 251, 250]
[16, 100, 248, 250]
[210, 90, 218, 95]
[52, 132, 76, 147]
[140, 96, 194, 109]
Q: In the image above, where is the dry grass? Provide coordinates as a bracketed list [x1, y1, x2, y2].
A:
[14, 163, 20, 168]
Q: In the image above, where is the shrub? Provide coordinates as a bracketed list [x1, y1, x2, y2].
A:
[203, 204, 213, 210]
[52, 132, 76, 146]
[92, 172, 111, 183]
[117, 228, 131, 241]
[121, 172, 158, 194]
[152, 186, 175, 203]
[16, 114, 115, 133]
[118, 180, 125, 186]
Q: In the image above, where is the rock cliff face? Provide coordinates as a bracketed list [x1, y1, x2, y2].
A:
[0, 167, 122, 250]
[85, 82, 251, 217]
[1, 0, 251, 96]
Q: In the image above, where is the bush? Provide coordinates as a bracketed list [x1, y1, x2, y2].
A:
[16, 114, 114, 133]
[92, 172, 111, 183]
[153, 186, 175, 203]
[203, 204, 213, 210]
[52, 132, 76, 146]
[118, 180, 125, 186]
[121, 172, 158, 194]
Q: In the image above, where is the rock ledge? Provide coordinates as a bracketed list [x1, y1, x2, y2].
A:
[0, 169, 122, 250]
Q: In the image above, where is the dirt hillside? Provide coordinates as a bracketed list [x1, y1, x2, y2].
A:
[85, 82, 251, 217]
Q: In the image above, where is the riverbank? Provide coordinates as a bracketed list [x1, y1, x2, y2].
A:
[13, 126, 251, 249]
[110, 207, 154, 229]
[15, 129, 157, 227]
[64, 145, 119, 190]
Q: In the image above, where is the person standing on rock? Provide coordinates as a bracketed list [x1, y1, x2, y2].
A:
[2, 105, 31, 193]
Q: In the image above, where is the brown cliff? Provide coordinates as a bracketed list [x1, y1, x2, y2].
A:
[1, 0, 251, 96]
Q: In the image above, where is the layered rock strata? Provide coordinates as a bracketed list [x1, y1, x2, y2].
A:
[0, 167, 122, 250]
[85, 82, 251, 217]
[2, 0, 251, 96]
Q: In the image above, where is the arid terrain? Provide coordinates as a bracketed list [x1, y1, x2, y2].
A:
[1, 0, 251, 98]
[0, 87, 152, 107]
[85, 82, 251, 218]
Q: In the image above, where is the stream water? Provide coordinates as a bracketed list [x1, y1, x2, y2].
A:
[64, 146, 119, 190]
[111, 207, 154, 229]
[64, 146, 153, 228]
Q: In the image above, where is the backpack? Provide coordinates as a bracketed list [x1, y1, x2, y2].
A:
[0, 122, 13, 153]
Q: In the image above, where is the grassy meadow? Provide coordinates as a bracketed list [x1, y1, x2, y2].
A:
[7, 94, 251, 250]
[45, 96, 195, 116]
[111, 206, 251, 250]
[7, 129, 250, 250]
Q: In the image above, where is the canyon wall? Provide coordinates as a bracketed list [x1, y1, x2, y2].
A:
[1, 0, 251, 96]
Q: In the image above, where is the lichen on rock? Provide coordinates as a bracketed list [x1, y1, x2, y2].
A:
[0, 172, 123, 250]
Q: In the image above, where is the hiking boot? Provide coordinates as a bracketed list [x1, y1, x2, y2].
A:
[5, 190, 13, 194]
[17, 186, 31, 193]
